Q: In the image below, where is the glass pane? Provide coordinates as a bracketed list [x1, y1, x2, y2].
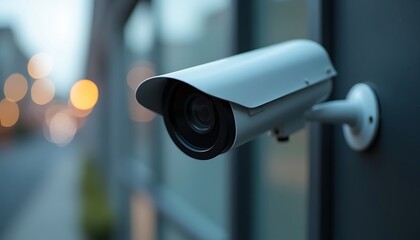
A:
[155, 0, 233, 72]
[124, 1, 158, 169]
[253, 0, 309, 240]
[156, 0, 233, 234]
[124, 0, 233, 236]
[255, 0, 308, 47]
[161, 127, 232, 231]
[161, 218, 190, 240]
[255, 130, 309, 240]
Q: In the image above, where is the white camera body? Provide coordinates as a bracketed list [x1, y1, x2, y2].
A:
[136, 40, 337, 159]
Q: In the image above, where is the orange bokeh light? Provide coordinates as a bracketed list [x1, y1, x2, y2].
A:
[4, 73, 28, 102]
[27, 53, 54, 79]
[70, 79, 98, 110]
[0, 99, 20, 127]
[31, 78, 55, 105]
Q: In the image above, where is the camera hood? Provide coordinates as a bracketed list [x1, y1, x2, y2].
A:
[136, 39, 336, 114]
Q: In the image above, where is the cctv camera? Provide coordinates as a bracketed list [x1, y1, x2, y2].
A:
[136, 40, 336, 160]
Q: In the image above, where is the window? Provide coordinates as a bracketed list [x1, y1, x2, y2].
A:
[124, 0, 233, 239]
[253, 1, 310, 239]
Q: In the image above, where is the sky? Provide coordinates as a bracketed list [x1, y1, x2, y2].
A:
[0, 0, 93, 97]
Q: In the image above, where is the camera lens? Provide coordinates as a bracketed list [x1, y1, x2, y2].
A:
[186, 94, 215, 134]
[163, 82, 236, 160]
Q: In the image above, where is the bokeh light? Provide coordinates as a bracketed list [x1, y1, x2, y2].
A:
[4, 73, 28, 102]
[31, 78, 55, 105]
[70, 79, 98, 110]
[27, 53, 54, 79]
[127, 62, 156, 123]
[48, 110, 77, 146]
[0, 99, 20, 127]
[45, 103, 66, 127]
[127, 62, 155, 91]
[129, 93, 156, 123]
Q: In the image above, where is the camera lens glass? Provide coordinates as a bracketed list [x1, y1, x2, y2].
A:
[186, 94, 216, 134]
[163, 81, 236, 160]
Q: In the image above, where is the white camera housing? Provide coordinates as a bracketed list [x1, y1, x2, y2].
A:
[136, 40, 337, 160]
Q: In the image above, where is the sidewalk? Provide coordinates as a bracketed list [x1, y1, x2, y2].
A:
[1, 142, 85, 240]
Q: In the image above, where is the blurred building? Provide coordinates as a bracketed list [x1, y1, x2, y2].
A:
[0, 7, 96, 240]
[0, 28, 52, 233]
[0, 28, 28, 79]
[0, 28, 31, 138]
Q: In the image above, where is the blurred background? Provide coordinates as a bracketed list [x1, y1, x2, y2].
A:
[0, 0, 310, 239]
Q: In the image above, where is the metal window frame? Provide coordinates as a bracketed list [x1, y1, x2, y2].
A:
[308, 0, 334, 240]
[229, 0, 257, 239]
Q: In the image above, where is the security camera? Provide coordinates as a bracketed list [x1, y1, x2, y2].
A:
[136, 40, 337, 160]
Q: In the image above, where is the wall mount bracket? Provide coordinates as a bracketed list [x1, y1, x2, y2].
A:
[305, 83, 380, 151]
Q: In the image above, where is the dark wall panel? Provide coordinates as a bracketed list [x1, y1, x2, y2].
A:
[331, 1, 420, 239]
